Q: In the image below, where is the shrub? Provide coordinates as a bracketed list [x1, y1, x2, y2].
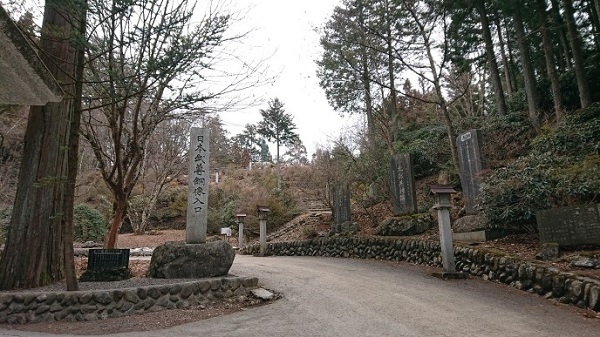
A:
[457, 112, 536, 169]
[73, 204, 106, 242]
[302, 226, 319, 239]
[479, 153, 555, 229]
[394, 123, 448, 177]
[479, 105, 600, 229]
[533, 103, 600, 157]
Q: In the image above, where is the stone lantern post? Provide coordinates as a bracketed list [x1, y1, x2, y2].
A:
[257, 206, 270, 256]
[236, 212, 247, 249]
[429, 184, 465, 279]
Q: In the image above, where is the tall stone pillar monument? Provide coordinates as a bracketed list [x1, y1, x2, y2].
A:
[390, 153, 418, 215]
[186, 127, 210, 244]
[148, 127, 235, 279]
[456, 129, 484, 214]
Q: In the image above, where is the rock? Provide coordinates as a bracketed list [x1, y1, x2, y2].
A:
[570, 256, 600, 269]
[73, 248, 89, 257]
[375, 214, 431, 236]
[452, 215, 488, 233]
[330, 221, 358, 236]
[588, 286, 600, 311]
[130, 247, 154, 256]
[535, 243, 559, 261]
[251, 288, 274, 301]
[82, 241, 102, 248]
[148, 241, 235, 279]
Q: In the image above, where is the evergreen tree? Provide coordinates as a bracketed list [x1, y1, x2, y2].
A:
[257, 98, 300, 188]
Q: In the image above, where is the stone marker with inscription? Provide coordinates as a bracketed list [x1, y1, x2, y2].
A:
[331, 184, 357, 234]
[333, 184, 351, 225]
[80, 249, 131, 282]
[456, 129, 484, 214]
[537, 204, 600, 246]
[186, 127, 210, 244]
[390, 153, 417, 215]
[149, 127, 234, 278]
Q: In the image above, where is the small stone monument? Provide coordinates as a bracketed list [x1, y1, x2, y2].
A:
[79, 249, 131, 282]
[148, 128, 234, 279]
[390, 153, 417, 215]
[537, 204, 600, 246]
[331, 183, 356, 234]
[333, 183, 351, 224]
[456, 129, 484, 214]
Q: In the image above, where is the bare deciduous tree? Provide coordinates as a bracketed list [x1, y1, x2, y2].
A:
[81, 0, 267, 248]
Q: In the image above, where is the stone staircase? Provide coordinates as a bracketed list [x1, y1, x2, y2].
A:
[267, 198, 331, 242]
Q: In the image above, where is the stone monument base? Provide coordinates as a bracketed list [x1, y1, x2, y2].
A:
[330, 221, 358, 236]
[374, 214, 431, 236]
[452, 229, 508, 242]
[148, 241, 235, 279]
[80, 267, 131, 282]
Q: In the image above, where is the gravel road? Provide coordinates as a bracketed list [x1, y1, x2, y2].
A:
[2, 255, 600, 337]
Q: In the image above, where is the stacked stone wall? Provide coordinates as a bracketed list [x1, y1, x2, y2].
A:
[243, 237, 600, 312]
[0, 276, 258, 324]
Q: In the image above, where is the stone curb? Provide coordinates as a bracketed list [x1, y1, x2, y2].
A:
[242, 237, 600, 313]
[0, 276, 259, 324]
[74, 247, 154, 257]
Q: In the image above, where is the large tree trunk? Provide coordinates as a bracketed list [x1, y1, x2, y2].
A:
[536, 0, 565, 122]
[0, 0, 77, 290]
[494, 17, 514, 96]
[105, 197, 128, 248]
[476, 1, 507, 116]
[62, 0, 88, 291]
[550, 0, 573, 70]
[585, 0, 600, 48]
[562, 0, 592, 108]
[384, 2, 399, 154]
[513, 11, 540, 128]
[357, 4, 376, 154]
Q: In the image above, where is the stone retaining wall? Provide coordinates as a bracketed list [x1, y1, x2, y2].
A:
[243, 237, 600, 312]
[0, 276, 258, 324]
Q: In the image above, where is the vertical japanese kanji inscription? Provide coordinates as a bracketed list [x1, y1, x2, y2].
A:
[186, 127, 210, 244]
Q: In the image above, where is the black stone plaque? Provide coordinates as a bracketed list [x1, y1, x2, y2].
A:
[456, 129, 484, 214]
[537, 205, 600, 246]
[390, 153, 417, 215]
[87, 249, 130, 270]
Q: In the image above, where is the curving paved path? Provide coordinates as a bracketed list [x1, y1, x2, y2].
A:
[2, 255, 600, 337]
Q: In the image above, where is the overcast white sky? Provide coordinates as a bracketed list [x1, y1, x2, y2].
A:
[9, 0, 351, 156]
[216, 0, 356, 157]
